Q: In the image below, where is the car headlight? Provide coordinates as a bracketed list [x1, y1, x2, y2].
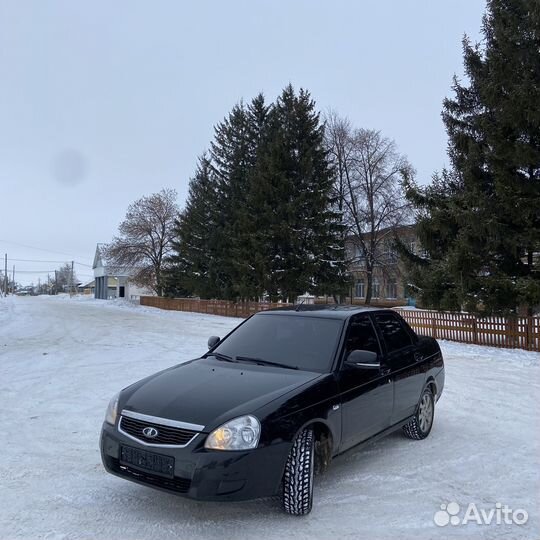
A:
[105, 392, 120, 425]
[204, 415, 261, 451]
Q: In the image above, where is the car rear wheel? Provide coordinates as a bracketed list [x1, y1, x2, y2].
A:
[403, 387, 434, 440]
[281, 427, 314, 515]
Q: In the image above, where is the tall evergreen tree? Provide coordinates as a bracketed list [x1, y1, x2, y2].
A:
[228, 95, 272, 299]
[405, 0, 540, 314]
[249, 85, 346, 302]
[166, 156, 222, 298]
[211, 94, 271, 299]
[208, 102, 249, 299]
[169, 87, 347, 302]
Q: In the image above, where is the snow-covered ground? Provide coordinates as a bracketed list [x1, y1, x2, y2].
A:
[1, 295, 538, 540]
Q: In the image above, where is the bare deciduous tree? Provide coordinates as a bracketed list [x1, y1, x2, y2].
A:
[105, 188, 179, 296]
[55, 262, 78, 293]
[325, 110, 354, 217]
[325, 113, 413, 304]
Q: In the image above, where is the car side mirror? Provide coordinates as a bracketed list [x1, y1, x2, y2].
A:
[207, 336, 220, 349]
[345, 349, 379, 369]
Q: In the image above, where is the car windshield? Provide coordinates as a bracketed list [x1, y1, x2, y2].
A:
[211, 314, 343, 373]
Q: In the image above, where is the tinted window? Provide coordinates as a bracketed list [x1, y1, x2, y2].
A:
[213, 314, 343, 372]
[374, 313, 412, 352]
[344, 317, 380, 358]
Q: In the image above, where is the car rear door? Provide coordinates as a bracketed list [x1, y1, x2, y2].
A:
[337, 315, 393, 451]
[373, 312, 426, 424]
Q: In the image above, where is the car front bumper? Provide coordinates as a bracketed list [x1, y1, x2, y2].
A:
[100, 422, 291, 501]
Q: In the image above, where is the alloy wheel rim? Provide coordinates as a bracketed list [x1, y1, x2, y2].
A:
[418, 393, 433, 432]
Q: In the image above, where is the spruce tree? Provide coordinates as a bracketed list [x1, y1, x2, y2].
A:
[405, 0, 540, 314]
[249, 85, 346, 302]
[209, 95, 271, 299]
[228, 94, 272, 299]
[169, 88, 347, 302]
[209, 103, 248, 299]
[167, 156, 222, 298]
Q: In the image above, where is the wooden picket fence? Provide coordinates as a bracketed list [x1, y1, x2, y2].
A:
[394, 309, 540, 352]
[140, 297, 540, 352]
[140, 296, 292, 319]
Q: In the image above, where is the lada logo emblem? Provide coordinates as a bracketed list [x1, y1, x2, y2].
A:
[142, 426, 159, 438]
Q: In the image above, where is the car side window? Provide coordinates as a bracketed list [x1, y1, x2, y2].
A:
[374, 313, 413, 353]
[344, 316, 381, 359]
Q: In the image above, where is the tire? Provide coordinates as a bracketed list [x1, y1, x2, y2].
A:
[281, 427, 315, 515]
[403, 387, 434, 440]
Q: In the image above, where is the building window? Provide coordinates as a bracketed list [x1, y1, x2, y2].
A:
[383, 240, 397, 263]
[386, 279, 397, 299]
[372, 278, 380, 298]
[353, 245, 365, 266]
[355, 279, 365, 298]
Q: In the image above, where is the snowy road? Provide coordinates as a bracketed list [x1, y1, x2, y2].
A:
[1, 296, 538, 540]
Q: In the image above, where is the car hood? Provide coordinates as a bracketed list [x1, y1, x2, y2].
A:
[120, 357, 322, 431]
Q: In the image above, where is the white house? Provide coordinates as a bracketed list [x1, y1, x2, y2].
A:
[92, 244, 155, 300]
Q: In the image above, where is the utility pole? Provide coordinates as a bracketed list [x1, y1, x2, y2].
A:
[4, 253, 7, 296]
[12, 265, 15, 294]
[54, 270, 58, 295]
[70, 260, 74, 296]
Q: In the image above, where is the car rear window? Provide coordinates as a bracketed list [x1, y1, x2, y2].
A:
[213, 314, 343, 372]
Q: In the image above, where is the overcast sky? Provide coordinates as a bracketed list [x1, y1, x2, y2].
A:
[0, 0, 486, 285]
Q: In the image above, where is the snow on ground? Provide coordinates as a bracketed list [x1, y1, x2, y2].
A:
[0, 295, 538, 540]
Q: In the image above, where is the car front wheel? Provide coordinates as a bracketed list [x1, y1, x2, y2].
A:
[403, 387, 434, 440]
[281, 427, 314, 515]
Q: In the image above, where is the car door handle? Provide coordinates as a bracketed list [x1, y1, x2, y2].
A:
[414, 353, 424, 362]
[380, 367, 391, 376]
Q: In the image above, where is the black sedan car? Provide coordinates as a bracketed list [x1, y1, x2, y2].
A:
[100, 306, 444, 515]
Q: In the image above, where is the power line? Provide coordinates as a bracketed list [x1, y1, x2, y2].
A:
[8, 258, 70, 264]
[0, 239, 90, 259]
[8, 258, 67, 263]
[7, 258, 93, 268]
[14, 270, 58, 274]
[6, 269, 88, 274]
[1, 249, 96, 288]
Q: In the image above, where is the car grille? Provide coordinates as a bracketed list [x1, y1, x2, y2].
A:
[106, 456, 191, 493]
[119, 415, 198, 446]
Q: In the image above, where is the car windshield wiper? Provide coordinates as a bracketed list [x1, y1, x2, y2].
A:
[206, 352, 238, 363]
[235, 356, 298, 370]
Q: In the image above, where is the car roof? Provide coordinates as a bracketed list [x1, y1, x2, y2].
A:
[257, 304, 393, 320]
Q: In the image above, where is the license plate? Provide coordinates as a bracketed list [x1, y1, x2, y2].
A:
[120, 445, 175, 478]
